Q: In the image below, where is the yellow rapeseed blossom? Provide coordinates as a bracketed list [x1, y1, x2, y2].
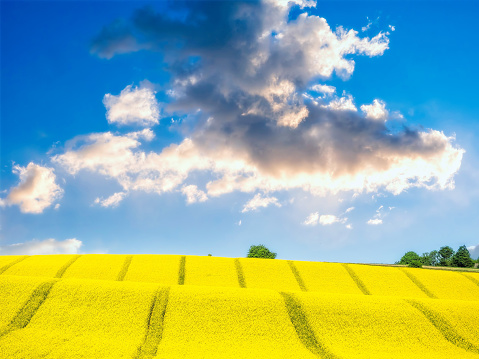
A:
[297, 291, 479, 358]
[2, 255, 80, 278]
[155, 285, 317, 359]
[348, 264, 429, 298]
[124, 255, 181, 284]
[0, 278, 159, 358]
[239, 258, 301, 291]
[62, 254, 128, 281]
[184, 256, 239, 288]
[0, 255, 28, 272]
[412, 297, 479, 348]
[0, 275, 51, 329]
[292, 261, 363, 295]
[402, 267, 479, 301]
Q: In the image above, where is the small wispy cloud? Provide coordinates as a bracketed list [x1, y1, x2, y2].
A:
[367, 205, 394, 225]
[181, 185, 208, 204]
[242, 193, 281, 213]
[94, 192, 126, 208]
[0, 238, 82, 255]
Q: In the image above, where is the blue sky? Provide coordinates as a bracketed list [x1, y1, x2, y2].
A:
[1, 0, 479, 263]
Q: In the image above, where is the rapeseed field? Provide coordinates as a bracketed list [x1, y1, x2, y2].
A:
[0, 255, 478, 358]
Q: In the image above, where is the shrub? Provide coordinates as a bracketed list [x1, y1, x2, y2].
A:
[246, 245, 277, 259]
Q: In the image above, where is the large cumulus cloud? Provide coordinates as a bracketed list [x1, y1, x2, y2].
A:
[64, 0, 465, 206]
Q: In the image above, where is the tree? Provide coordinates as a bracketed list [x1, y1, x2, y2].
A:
[438, 246, 454, 266]
[420, 250, 439, 266]
[399, 251, 422, 267]
[247, 244, 277, 259]
[451, 245, 475, 268]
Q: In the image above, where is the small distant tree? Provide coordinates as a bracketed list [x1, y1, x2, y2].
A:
[451, 245, 475, 268]
[438, 246, 454, 267]
[399, 251, 422, 267]
[247, 244, 277, 259]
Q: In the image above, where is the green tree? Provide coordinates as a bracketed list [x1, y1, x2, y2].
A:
[438, 246, 454, 266]
[451, 245, 475, 268]
[399, 251, 422, 267]
[420, 250, 439, 266]
[247, 244, 277, 259]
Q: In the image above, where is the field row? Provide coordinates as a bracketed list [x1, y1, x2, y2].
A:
[0, 275, 478, 358]
[1, 255, 479, 301]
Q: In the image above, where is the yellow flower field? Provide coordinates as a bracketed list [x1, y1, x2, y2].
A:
[183, 256, 239, 288]
[0, 275, 54, 331]
[238, 258, 301, 291]
[296, 291, 479, 358]
[402, 267, 479, 301]
[2, 255, 80, 278]
[347, 264, 429, 298]
[62, 254, 129, 281]
[123, 255, 182, 284]
[1, 254, 479, 358]
[0, 278, 159, 358]
[292, 261, 363, 295]
[155, 285, 316, 359]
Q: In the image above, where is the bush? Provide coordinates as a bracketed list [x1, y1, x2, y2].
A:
[399, 251, 421, 266]
[247, 244, 277, 259]
[408, 260, 423, 268]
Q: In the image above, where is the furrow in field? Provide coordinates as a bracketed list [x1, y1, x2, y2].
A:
[55, 255, 81, 278]
[178, 256, 186, 285]
[288, 261, 308, 292]
[341, 264, 370, 295]
[117, 255, 134, 281]
[346, 264, 429, 298]
[135, 287, 170, 359]
[281, 292, 340, 359]
[2, 255, 81, 278]
[154, 285, 317, 358]
[0, 256, 29, 275]
[399, 268, 437, 298]
[292, 261, 363, 295]
[406, 299, 479, 354]
[235, 258, 246, 288]
[62, 254, 129, 281]
[0, 279, 57, 338]
[0, 278, 159, 358]
[402, 268, 479, 301]
[0, 276, 54, 331]
[296, 292, 479, 358]
[462, 273, 479, 288]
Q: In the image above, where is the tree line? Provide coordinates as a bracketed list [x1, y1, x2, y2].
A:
[398, 245, 478, 268]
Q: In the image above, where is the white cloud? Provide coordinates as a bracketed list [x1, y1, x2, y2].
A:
[367, 204, 393, 225]
[346, 224, 353, 229]
[468, 244, 479, 260]
[319, 214, 346, 225]
[361, 99, 389, 121]
[103, 84, 160, 127]
[310, 84, 336, 95]
[322, 94, 357, 112]
[2, 163, 63, 214]
[181, 185, 208, 204]
[367, 218, 383, 225]
[242, 193, 281, 213]
[303, 212, 319, 226]
[94, 192, 126, 208]
[126, 128, 155, 141]
[345, 207, 355, 213]
[389, 25, 396, 32]
[0, 238, 82, 255]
